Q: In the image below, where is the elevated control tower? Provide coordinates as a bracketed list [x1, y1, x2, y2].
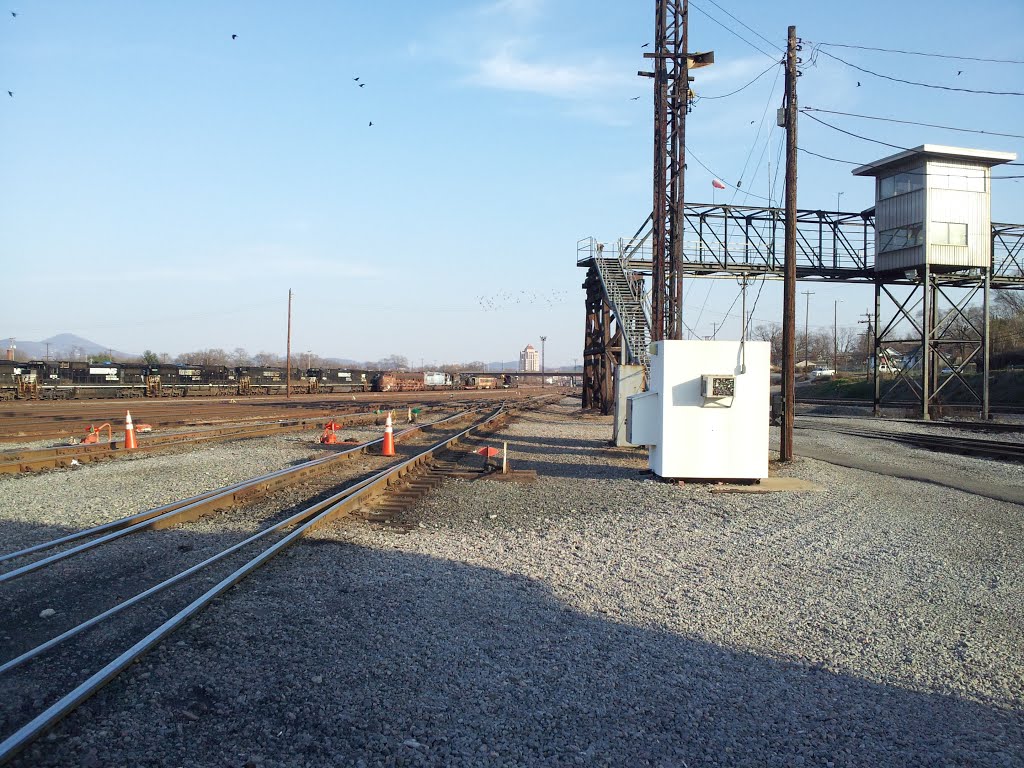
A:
[853, 145, 1017, 419]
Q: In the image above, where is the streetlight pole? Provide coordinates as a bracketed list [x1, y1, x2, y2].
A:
[285, 288, 292, 400]
[802, 290, 814, 374]
[837, 191, 843, 212]
[833, 299, 843, 372]
[540, 336, 547, 388]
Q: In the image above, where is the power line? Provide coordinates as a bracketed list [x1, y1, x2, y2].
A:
[689, 1, 777, 61]
[695, 60, 781, 100]
[802, 110, 917, 151]
[801, 111, 1024, 166]
[701, 0, 783, 53]
[801, 107, 1024, 141]
[686, 147, 775, 201]
[815, 48, 1024, 96]
[730, 64, 784, 202]
[812, 41, 1024, 65]
[797, 146, 1024, 179]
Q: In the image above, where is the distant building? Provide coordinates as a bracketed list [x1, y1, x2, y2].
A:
[520, 344, 539, 372]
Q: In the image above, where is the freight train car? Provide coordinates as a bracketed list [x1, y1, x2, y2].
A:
[305, 368, 373, 393]
[464, 375, 499, 390]
[373, 371, 425, 392]
[2, 360, 386, 399]
[424, 371, 454, 389]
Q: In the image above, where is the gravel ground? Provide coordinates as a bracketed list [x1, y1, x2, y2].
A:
[786, 420, 1024, 494]
[796, 411, 1024, 445]
[8, 399, 1024, 767]
[0, 427, 384, 554]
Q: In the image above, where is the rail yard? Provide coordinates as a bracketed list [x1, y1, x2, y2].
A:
[5, 0, 1024, 764]
[0, 391, 1020, 766]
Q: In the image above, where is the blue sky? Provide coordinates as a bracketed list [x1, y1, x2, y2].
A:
[2, 0, 1022, 366]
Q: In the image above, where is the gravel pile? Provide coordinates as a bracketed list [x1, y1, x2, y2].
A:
[11, 400, 1024, 767]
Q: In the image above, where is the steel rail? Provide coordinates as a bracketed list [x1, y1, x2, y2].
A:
[0, 406, 512, 673]
[0, 402, 522, 765]
[0, 416, 342, 472]
[796, 396, 1024, 415]
[0, 406, 445, 469]
[0, 410, 477, 580]
[795, 423, 1024, 462]
[795, 413, 1024, 434]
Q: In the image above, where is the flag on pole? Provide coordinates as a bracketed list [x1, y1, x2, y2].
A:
[712, 178, 726, 190]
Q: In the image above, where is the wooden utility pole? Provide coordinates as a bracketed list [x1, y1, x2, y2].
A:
[286, 288, 292, 400]
[780, 25, 798, 461]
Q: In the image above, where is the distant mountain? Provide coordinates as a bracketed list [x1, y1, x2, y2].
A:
[3, 333, 134, 361]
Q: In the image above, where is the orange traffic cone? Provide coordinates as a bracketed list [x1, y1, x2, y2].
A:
[124, 410, 138, 450]
[382, 411, 395, 456]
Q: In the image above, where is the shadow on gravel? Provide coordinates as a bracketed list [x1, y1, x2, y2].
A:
[12, 533, 1021, 768]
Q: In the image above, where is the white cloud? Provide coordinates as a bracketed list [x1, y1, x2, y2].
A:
[468, 42, 628, 99]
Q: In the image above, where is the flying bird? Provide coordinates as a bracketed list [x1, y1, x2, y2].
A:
[353, 77, 360, 82]
[231, 34, 237, 40]
[630, 96, 640, 101]
[10, 11, 15, 18]
[368, 121, 373, 126]
[750, 120, 755, 124]
[957, 70, 963, 76]
[359, 83, 365, 87]
[641, 43, 649, 48]
[7, 91, 11, 98]
[856, 81, 861, 87]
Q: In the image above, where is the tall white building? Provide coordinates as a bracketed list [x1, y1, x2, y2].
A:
[519, 344, 539, 372]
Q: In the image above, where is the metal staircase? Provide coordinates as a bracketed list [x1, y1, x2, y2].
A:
[585, 239, 652, 371]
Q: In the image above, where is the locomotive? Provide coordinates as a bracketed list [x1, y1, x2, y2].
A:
[0, 360, 464, 400]
[0, 360, 373, 400]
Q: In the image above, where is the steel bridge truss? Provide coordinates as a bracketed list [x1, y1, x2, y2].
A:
[579, 203, 1024, 414]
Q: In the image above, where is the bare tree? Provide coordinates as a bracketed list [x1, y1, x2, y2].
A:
[994, 283, 1024, 319]
[376, 354, 409, 370]
[253, 351, 283, 367]
[752, 323, 782, 364]
[231, 347, 251, 366]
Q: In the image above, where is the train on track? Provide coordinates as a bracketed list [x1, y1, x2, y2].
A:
[0, 360, 519, 400]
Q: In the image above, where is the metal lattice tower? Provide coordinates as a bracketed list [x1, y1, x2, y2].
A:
[647, 0, 688, 341]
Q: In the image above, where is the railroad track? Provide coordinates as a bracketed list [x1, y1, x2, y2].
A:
[0, 408, 436, 474]
[795, 411, 1024, 435]
[0, 397, 553, 763]
[0, 389, 542, 443]
[797, 397, 1024, 416]
[795, 420, 1024, 463]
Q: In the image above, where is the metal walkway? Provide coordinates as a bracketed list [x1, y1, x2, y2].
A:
[577, 203, 1024, 416]
[579, 204, 1024, 287]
